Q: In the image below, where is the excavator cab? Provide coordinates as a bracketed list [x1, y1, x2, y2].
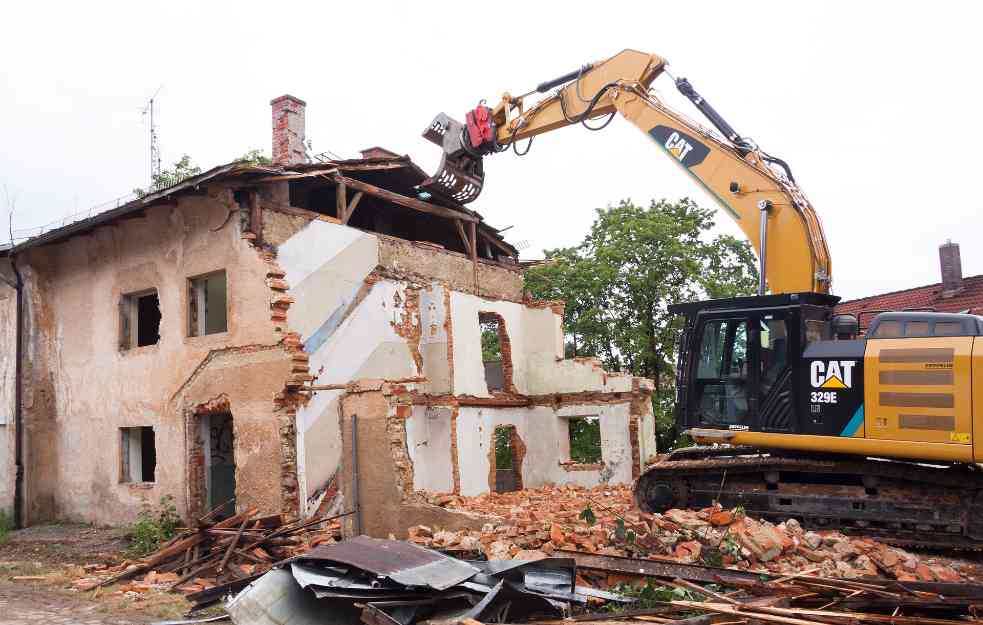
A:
[670, 292, 861, 438]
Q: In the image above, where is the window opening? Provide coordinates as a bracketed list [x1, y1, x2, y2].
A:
[120, 289, 161, 349]
[189, 271, 228, 336]
[479, 313, 507, 392]
[121, 426, 156, 483]
[567, 416, 602, 463]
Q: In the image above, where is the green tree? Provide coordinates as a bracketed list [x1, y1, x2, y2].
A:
[133, 154, 201, 197]
[524, 198, 758, 450]
[237, 148, 272, 166]
[480, 320, 502, 362]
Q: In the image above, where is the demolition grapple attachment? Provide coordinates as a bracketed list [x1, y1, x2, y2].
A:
[419, 105, 496, 204]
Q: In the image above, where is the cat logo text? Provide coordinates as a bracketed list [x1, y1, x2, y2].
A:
[810, 360, 856, 389]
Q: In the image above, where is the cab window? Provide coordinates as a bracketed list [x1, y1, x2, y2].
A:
[693, 319, 749, 427]
[760, 318, 788, 397]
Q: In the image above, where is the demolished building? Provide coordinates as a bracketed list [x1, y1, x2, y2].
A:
[0, 94, 655, 534]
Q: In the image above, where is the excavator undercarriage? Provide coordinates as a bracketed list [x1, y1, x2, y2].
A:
[636, 446, 983, 550]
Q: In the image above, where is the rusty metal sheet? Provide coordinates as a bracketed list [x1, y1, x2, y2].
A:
[297, 536, 479, 591]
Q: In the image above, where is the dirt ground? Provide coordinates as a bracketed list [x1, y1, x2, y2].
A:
[0, 524, 197, 624]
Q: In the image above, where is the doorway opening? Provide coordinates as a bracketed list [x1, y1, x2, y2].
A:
[202, 413, 236, 519]
[492, 425, 524, 493]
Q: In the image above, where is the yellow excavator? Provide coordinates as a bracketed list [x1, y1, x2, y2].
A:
[421, 49, 983, 548]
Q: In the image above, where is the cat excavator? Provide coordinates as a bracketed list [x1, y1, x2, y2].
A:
[420, 49, 983, 548]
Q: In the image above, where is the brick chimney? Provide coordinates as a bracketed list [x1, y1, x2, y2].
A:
[939, 239, 964, 297]
[359, 146, 400, 160]
[271, 95, 307, 166]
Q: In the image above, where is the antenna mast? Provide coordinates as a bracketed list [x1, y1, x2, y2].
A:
[142, 86, 163, 186]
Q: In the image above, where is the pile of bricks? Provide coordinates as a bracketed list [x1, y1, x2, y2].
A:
[410, 484, 963, 582]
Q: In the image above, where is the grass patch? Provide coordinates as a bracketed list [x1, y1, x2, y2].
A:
[0, 510, 14, 544]
[126, 496, 181, 558]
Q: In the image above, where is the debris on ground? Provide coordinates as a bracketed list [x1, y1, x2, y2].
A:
[221, 535, 983, 625]
[224, 535, 606, 624]
[88, 504, 345, 595]
[413, 484, 966, 582]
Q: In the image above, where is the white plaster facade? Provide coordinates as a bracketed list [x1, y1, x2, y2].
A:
[278, 218, 655, 515]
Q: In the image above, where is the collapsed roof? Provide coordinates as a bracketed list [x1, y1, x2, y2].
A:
[7, 153, 517, 262]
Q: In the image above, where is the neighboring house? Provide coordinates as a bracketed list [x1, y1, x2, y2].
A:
[836, 240, 982, 329]
[0, 95, 655, 536]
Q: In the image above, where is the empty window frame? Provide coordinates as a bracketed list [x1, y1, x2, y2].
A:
[120, 289, 161, 350]
[188, 271, 228, 336]
[479, 313, 508, 391]
[120, 426, 157, 483]
[567, 416, 602, 464]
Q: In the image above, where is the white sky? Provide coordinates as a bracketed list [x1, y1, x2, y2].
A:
[1, 1, 979, 301]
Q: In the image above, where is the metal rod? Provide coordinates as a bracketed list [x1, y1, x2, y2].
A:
[758, 200, 771, 296]
[351, 414, 361, 536]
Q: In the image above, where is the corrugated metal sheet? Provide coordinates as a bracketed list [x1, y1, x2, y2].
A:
[297, 536, 479, 591]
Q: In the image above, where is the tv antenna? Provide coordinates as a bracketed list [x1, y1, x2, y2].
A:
[141, 86, 163, 185]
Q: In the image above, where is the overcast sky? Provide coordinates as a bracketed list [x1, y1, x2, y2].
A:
[2, 2, 979, 300]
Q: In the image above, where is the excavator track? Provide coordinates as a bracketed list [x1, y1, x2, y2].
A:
[634, 446, 983, 551]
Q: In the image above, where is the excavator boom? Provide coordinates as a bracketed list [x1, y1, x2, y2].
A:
[420, 49, 832, 295]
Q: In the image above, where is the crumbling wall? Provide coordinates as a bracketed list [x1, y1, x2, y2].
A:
[337, 385, 491, 539]
[377, 236, 523, 301]
[270, 213, 654, 519]
[449, 291, 637, 397]
[17, 188, 293, 525]
[452, 402, 637, 496]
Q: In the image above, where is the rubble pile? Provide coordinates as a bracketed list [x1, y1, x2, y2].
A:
[412, 484, 964, 582]
[81, 506, 343, 595]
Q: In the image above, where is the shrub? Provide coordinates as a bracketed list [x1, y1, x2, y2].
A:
[127, 495, 181, 558]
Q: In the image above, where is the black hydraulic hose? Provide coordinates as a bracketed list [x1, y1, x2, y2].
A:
[762, 154, 797, 184]
[674, 77, 754, 155]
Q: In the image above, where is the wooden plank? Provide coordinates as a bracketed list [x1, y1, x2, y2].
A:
[468, 221, 478, 262]
[330, 174, 478, 223]
[98, 508, 258, 588]
[343, 191, 364, 225]
[217, 516, 251, 574]
[336, 180, 348, 223]
[454, 219, 471, 252]
[477, 227, 516, 258]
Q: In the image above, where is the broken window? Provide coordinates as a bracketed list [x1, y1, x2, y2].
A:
[120, 426, 156, 483]
[120, 289, 161, 350]
[567, 417, 602, 464]
[479, 313, 508, 392]
[493, 425, 522, 492]
[188, 271, 228, 336]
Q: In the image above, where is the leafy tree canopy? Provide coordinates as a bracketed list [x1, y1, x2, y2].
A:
[524, 198, 758, 450]
[133, 154, 201, 198]
[237, 148, 272, 166]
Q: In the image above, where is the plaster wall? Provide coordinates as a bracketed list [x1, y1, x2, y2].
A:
[449, 292, 636, 397]
[0, 283, 16, 516]
[17, 188, 291, 525]
[451, 403, 637, 496]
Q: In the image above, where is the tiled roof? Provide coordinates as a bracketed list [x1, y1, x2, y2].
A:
[835, 274, 983, 327]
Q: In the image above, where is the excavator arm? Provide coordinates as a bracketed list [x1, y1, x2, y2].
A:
[421, 49, 832, 295]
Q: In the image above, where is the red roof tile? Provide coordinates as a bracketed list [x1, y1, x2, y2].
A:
[835, 274, 983, 327]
